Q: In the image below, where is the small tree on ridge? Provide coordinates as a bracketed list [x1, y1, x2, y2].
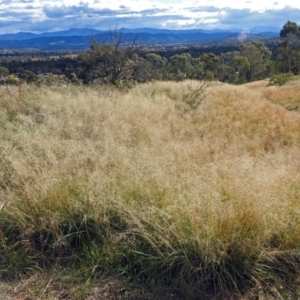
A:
[78, 30, 141, 85]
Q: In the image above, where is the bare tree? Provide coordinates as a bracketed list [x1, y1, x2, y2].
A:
[78, 29, 141, 85]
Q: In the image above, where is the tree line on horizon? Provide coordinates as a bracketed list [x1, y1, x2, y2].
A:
[0, 21, 299, 86]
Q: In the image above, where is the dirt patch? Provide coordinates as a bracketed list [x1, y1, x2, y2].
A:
[0, 282, 14, 300]
[1, 276, 298, 300]
[0, 275, 180, 300]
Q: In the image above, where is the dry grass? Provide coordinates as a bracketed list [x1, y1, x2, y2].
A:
[1, 80, 300, 298]
[264, 79, 300, 111]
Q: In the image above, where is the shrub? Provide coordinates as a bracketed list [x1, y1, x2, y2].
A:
[5, 74, 19, 85]
[179, 80, 210, 112]
[19, 70, 38, 84]
[268, 72, 294, 86]
[0, 66, 9, 78]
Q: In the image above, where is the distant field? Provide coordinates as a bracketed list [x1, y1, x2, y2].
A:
[1, 80, 300, 299]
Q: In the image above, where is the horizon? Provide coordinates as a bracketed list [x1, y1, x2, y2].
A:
[0, 0, 299, 35]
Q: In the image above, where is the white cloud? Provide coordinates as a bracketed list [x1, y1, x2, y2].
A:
[0, 0, 299, 33]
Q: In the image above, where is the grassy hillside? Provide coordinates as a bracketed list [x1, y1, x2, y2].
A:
[1, 80, 300, 299]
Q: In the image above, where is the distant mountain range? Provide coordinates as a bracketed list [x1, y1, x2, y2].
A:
[0, 27, 280, 51]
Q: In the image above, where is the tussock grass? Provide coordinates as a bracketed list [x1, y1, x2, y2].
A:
[1, 81, 300, 297]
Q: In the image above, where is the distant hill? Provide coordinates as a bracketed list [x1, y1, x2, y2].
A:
[39, 28, 103, 38]
[0, 32, 37, 41]
[0, 28, 279, 51]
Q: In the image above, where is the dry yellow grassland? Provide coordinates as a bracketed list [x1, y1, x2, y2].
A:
[1, 80, 300, 298]
[264, 78, 300, 111]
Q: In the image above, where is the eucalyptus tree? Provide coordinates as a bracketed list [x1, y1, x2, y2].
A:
[144, 53, 167, 80]
[199, 53, 221, 80]
[241, 42, 268, 81]
[277, 21, 300, 74]
[231, 56, 250, 84]
[166, 53, 193, 81]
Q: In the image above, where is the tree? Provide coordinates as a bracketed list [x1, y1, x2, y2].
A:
[241, 43, 266, 81]
[219, 52, 239, 83]
[251, 41, 272, 61]
[78, 31, 141, 85]
[146, 53, 167, 69]
[249, 41, 274, 78]
[143, 53, 167, 80]
[277, 21, 300, 74]
[0, 66, 9, 78]
[19, 70, 38, 83]
[231, 56, 250, 84]
[166, 53, 192, 81]
[190, 57, 204, 80]
[199, 53, 221, 80]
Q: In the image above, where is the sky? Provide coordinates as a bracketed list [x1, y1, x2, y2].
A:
[0, 0, 299, 34]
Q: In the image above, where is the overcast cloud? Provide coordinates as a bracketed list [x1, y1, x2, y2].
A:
[0, 0, 299, 33]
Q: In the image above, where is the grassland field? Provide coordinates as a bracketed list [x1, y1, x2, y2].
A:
[1, 78, 300, 299]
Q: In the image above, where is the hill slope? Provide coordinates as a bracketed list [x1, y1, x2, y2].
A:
[1, 80, 300, 299]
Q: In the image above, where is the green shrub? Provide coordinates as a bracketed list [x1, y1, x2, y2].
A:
[5, 74, 19, 85]
[268, 72, 294, 86]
